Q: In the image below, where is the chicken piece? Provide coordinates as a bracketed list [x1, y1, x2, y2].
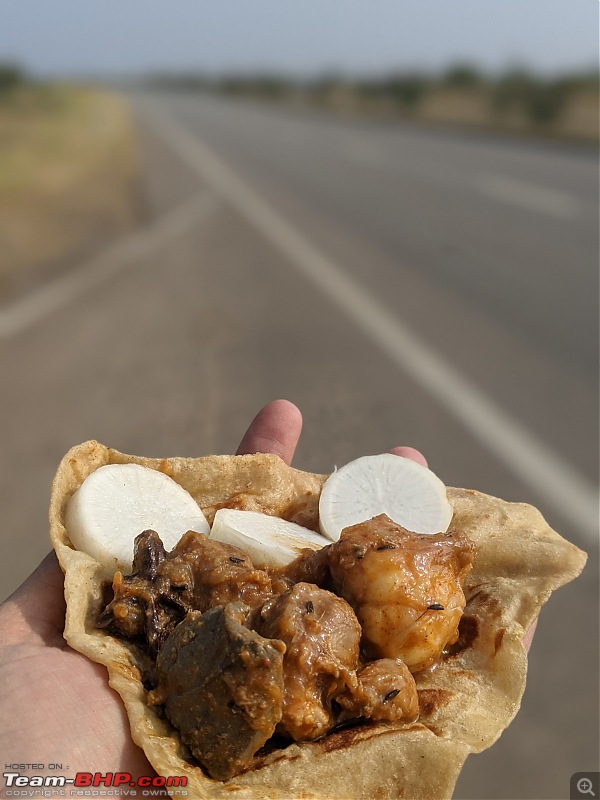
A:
[98, 530, 194, 656]
[169, 531, 273, 612]
[150, 603, 286, 781]
[337, 659, 419, 724]
[276, 545, 331, 587]
[253, 582, 361, 741]
[98, 530, 273, 656]
[328, 515, 475, 672]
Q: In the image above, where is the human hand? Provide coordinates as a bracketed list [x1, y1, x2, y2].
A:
[0, 399, 309, 782]
[0, 399, 534, 787]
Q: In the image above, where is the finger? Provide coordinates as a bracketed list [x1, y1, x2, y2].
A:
[236, 399, 303, 465]
[389, 446, 428, 468]
[0, 551, 66, 645]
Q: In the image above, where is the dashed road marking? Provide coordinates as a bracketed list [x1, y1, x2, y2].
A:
[477, 173, 580, 218]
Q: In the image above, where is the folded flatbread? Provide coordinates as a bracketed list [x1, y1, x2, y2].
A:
[49, 441, 587, 800]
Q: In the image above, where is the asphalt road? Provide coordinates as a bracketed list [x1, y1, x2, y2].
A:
[0, 90, 597, 799]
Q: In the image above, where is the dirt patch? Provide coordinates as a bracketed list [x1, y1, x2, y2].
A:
[0, 86, 143, 300]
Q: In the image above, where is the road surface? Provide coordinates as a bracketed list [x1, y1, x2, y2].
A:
[0, 90, 597, 799]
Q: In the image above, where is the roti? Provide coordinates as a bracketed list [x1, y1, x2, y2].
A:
[49, 440, 587, 800]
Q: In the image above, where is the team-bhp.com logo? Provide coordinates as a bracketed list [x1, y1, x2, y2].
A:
[3, 771, 187, 796]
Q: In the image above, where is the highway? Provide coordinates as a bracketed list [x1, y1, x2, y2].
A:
[0, 90, 597, 798]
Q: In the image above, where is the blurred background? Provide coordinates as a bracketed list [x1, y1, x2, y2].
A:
[0, 2, 598, 798]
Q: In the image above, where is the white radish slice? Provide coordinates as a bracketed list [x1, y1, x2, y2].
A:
[65, 464, 210, 572]
[210, 509, 326, 569]
[319, 453, 453, 541]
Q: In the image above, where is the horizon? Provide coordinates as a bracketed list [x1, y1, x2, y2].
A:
[1, 1, 597, 80]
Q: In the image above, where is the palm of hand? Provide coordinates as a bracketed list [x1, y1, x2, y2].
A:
[0, 554, 153, 778]
[0, 400, 455, 780]
[0, 400, 305, 778]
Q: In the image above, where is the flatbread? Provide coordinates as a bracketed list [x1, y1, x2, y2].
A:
[49, 440, 587, 800]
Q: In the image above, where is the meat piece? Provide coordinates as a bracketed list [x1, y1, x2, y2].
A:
[337, 659, 419, 724]
[169, 531, 273, 612]
[328, 515, 475, 672]
[149, 603, 286, 781]
[98, 530, 273, 655]
[275, 545, 331, 588]
[253, 582, 361, 741]
[132, 527, 167, 576]
[98, 531, 193, 656]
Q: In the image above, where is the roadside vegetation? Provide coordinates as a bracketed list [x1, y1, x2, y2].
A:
[0, 65, 140, 293]
[150, 63, 599, 142]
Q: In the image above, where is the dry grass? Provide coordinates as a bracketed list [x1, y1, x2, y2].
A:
[418, 88, 598, 140]
[0, 86, 140, 288]
[312, 87, 599, 141]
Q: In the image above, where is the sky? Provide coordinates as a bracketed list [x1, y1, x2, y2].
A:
[0, 0, 597, 78]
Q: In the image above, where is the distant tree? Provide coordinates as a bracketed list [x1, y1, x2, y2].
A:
[250, 74, 289, 99]
[553, 69, 599, 93]
[144, 73, 212, 91]
[526, 81, 571, 124]
[353, 78, 380, 99]
[218, 75, 248, 96]
[384, 73, 430, 109]
[0, 63, 25, 94]
[213, 73, 293, 99]
[309, 72, 345, 101]
[492, 68, 571, 125]
[491, 68, 533, 112]
[442, 63, 484, 88]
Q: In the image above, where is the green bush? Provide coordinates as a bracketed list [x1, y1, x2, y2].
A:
[309, 73, 345, 101]
[218, 73, 290, 99]
[442, 63, 483, 88]
[492, 69, 571, 125]
[525, 82, 570, 124]
[382, 73, 430, 109]
[0, 63, 25, 94]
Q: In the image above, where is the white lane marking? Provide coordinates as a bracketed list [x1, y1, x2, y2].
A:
[0, 192, 219, 340]
[342, 144, 583, 220]
[139, 101, 598, 542]
[477, 173, 580, 218]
